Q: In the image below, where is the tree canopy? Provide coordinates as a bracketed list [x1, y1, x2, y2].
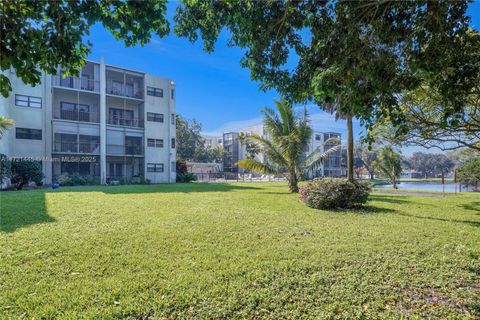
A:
[0, 0, 169, 97]
[405, 152, 455, 179]
[174, 0, 476, 181]
[176, 115, 225, 163]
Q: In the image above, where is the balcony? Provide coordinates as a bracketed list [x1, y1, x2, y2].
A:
[106, 144, 144, 156]
[52, 75, 100, 93]
[106, 83, 143, 99]
[53, 142, 100, 154]
[107, 116, 144, 128]
[55, 109, 100, 123]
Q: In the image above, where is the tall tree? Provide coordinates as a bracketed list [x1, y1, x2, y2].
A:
[406, 152, 455, 179]
[374, 146, 402, 189]
[236, 99, 339, 193]
[174, 1, 474, 182]
[0, 0, 169, 97]
[175, 115, 204, 161]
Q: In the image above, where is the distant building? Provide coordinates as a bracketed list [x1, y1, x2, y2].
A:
[204, 124, 342, 177]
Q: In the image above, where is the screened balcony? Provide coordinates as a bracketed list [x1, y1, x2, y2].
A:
[106, 96, 144, 128]
[53, 133, 100, 154]
[53, 90, 100, 123]
[106, 136, 143, 156]
[52, 62, 100, 92]
[106, 156, 144, 183]
[106, 67, 144, 100]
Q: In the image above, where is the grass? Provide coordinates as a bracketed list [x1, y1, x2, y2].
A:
[1, 182, 479, 319]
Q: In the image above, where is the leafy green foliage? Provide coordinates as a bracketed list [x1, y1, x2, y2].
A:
[457, 158, 480, 188]
[236, 99, 339, 192]
[0, 153, 11, 180]
[10, 159, 43, 190]
[176, 172, 197, 183]
[0, 116, 14, 138]
[300, 178, 371, 209]
[405, 152, 455, 179]
[0, 0, 169, 97]
[176, 115, 225, 163]
[56, 173, 99, 186]
[374, 146, 402, 189]
[2, 183, 478, 318]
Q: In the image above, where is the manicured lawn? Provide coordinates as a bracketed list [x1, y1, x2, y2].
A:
[1, 183, 479, 319]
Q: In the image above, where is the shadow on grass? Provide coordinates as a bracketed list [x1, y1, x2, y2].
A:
[461, 201, 480, 213]
[45, 182, 262, 194]
[396, 212, 480, 228]
[0, 191, 55, 233]
[368, 194, 411, 204]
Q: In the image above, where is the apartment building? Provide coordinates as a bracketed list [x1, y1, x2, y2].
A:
[204, 125, 342, 176]
[0, 58, 176, 184]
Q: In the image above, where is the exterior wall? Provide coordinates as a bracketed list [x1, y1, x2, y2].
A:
[0, 60, 176, 185]
[144, 74, 176, 183]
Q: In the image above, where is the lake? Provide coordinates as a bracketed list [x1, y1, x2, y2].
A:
[375, 181, 476, 192]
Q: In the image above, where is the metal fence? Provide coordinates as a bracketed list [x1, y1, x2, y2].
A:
[192, 172, 286, 182]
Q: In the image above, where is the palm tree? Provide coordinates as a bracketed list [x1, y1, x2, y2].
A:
[0, 116, 14, 139]
[374, 145, 402, 189]
[236, 99, 340, 193]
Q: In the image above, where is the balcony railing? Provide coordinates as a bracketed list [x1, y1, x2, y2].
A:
[106, 83, 143, 99]
[55, 109, 100, 123]
[107, 116, 144, 128]
[53, 142, 100, 154]
[106, 144, 144, 156]
[52, 75, 100, 92]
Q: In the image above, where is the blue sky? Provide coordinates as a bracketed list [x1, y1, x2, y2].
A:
[86, 1, 480, 154]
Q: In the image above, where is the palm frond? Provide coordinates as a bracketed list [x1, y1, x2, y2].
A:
[305, 144, 342, 171]
[0, 116, 14, 139]
[236, 159, 277, 175]
[246, 134, 288, 168]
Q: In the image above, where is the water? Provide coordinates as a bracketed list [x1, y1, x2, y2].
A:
[375, 181, 475, 192]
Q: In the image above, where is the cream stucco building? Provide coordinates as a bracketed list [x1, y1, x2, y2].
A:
[0, 59, 177, 184]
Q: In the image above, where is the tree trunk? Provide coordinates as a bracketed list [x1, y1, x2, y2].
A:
[288, 172, 299, 193]
[346, 115, 354, 182]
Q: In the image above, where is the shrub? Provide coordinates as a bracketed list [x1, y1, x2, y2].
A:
[457, 158, 480, 188]
[0, 153, 11, 180]
[57, 173, 99, 186]
[10, 159, 43, 190]
[176, 172, 197, 183]
[176, 160, 188, 174]
[299, 178, 371, 209]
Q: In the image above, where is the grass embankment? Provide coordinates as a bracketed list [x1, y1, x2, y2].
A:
[1, 183, 479, 318]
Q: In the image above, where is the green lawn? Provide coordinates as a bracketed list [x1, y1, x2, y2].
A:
[1, 183, 479, 319]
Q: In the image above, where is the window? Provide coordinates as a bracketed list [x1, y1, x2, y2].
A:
[315, 134, 321, 141]
[147, 163, 164, 173]
[171, 138, 176, 149]
[15, 95, 42, 108]
[16, 128, 42, 140]
[171, 114, 175, 125]
[171, 161, 176, 172]
[147, 138, 163, 148]
[147, 112, 163, 123]
[147, 86, 163, 97]
[171, 89, 175, 99]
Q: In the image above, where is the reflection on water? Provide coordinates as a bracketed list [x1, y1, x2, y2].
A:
[375, 181, 475, 192]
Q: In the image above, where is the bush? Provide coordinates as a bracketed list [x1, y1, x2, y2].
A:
[57, 173, 99, 186]
[10, 159, 43, 190]
[299, 178, 371, 209]
[457, 158, 480, 188]
[176, 160, 188, 174]
[176, 172, 197, 183]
